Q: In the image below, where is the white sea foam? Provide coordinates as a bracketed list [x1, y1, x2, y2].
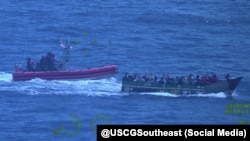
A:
[139, 91, 227, 98]
[140, 92, 179, 97]
[2, 73, 237, 98]
[12, 77, 122, 96]
[0, 72, 12, 82]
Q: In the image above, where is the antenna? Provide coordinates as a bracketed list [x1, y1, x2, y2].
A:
[24, 40, 27, 60]
[67, 35, 70, 47]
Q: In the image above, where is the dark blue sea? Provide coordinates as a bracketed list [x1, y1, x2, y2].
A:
[1, 0, 250, 140]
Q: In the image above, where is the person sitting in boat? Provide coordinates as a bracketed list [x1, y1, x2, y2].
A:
[225, 74, 231, 80]
[46, 52, 58, 71]
[122, 73, 129, 81]
[211, 73, 219, 83]
[39, 56, 46, 71]
[26, 57, 36, 71]
[195, 74, 203, 86]
[122, 73, 138, 81]
[158, 77, 165, 84]
[149, 73, 157, 82]
[188, 74, 194, 85]
[35, 56, 46, 71]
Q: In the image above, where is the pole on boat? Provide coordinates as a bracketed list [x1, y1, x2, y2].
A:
[58, 37, 71, 70]
[24, 40, 27, 61]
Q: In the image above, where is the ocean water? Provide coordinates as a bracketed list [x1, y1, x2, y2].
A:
[0, 0, 250, 140]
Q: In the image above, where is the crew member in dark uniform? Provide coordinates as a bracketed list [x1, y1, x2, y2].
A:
[26, 57, 35, 71]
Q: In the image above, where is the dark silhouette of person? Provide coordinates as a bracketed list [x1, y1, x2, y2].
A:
[45, 52, 58, 71]
[37, 56, 46, 71]
[225, 74, 231, 80]
[26, 57, 35, 71]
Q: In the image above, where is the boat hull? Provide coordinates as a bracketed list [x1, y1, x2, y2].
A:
[121, 76, 243, 95]
[12, 65, 118, 81]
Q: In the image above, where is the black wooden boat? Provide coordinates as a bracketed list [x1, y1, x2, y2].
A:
[121, 73, 243, 95]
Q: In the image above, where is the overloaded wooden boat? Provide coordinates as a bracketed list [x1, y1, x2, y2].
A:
[121, 73, 243, 95]
[12, 40, 118, 81]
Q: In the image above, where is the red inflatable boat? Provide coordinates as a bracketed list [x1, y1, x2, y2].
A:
[12, 65, 118, 81]
[12, 40, 118, 81]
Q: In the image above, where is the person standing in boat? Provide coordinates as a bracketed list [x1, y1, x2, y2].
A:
[38, 56, 46, 71]
[50, 53, 58, 70]
[59, 40, 71, 70]
[46, 52, 58, 71]
[26, 57, 35, 71]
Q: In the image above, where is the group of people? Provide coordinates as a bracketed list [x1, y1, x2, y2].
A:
[26, 52, 61, 71]
[122, 72, 220, 86]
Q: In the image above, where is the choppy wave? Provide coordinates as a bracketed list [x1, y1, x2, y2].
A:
[24, 78, 120, 96]
[0, 71, 241, 99]
[0, 72, 12, 82]
[1, 73, 121, 96]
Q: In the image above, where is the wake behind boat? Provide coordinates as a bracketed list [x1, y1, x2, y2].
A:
[12, 40, 118, 81]
[121, 73, 243, 95]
